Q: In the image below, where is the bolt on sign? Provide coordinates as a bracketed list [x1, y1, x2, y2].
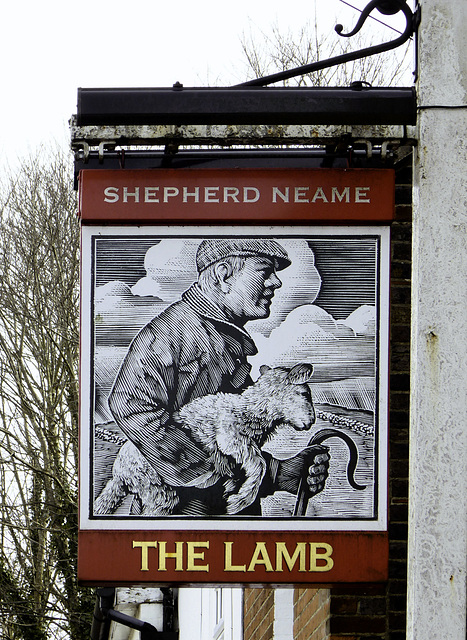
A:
[78, 168, 392, 586]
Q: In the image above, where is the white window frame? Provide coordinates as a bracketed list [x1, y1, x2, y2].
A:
[179, 588, 243, 640]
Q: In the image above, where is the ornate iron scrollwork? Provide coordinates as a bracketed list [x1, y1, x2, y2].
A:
[238, 0, 420, 87]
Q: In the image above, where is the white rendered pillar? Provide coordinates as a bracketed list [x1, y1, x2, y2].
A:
[273, 589, 294, 640]
[408, 0, 467, 638]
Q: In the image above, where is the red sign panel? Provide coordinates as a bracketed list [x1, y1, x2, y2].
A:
[78, 168, 394, 223]
[78, 531, 388, 586]
[78, 168, 391, 585]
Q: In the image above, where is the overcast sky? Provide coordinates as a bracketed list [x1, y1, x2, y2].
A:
[0, 0, 411, 163]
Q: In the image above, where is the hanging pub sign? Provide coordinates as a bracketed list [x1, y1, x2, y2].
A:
[78, 168, 392, 586]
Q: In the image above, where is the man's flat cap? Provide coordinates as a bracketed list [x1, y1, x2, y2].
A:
[196, 239, 291, 273]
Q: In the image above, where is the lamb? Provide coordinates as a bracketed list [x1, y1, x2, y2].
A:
[94, 362, 316, 516]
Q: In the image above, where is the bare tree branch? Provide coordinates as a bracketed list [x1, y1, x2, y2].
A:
[0, 148, 93, 640]
[240, 19, 412, 87]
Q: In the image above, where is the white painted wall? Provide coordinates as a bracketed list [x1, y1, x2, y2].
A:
[408, 0, 467, 638]
[179, 588, 243, 640]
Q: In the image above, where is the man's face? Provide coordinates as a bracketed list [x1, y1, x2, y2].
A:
[223, 257, 282, 324]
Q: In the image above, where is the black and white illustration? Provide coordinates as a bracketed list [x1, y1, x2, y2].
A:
[80, 226, 389, 530]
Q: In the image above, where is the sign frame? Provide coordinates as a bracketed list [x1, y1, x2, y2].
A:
[78, 167, 392, 585]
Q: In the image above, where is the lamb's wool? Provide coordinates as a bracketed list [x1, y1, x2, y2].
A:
[94, 363, 315, 516]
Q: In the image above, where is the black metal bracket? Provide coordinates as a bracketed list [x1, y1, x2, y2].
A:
[105, 609, 161, 640]
[71, 0, 419, 165]
[238, 0, 420, 87]
[91, 587, 179, 640]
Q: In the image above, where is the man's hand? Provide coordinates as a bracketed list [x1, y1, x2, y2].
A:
[304, 447, 330, 497]
[275, 445, 330, 497]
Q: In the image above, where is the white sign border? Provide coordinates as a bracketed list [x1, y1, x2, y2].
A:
[80, 225, 389, 532]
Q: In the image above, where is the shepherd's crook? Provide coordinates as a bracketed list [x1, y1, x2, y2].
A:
[293, 428, 366, 517]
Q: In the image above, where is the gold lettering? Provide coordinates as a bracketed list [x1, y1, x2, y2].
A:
[132, 539, 335, 574]
[224, 542, 246, 572]
[187, 541, 210, 572]
[132, 541, 157, 571]
[158, 541, 184, 572]
[309, 543, 334, 572]
[275, 542, 307, 572]
[247, 542, 274, 572]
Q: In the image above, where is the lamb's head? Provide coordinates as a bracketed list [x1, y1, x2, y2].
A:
[244, 363, 316, 442]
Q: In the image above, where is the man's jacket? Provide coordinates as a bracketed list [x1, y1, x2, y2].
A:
[108, 284, 258, 490]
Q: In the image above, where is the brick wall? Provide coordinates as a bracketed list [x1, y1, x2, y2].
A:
[387, 162, 412, 640]
[327, 160, 412, 640]
[244, 588, 275, 640]
[294, 589, 330, 640]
